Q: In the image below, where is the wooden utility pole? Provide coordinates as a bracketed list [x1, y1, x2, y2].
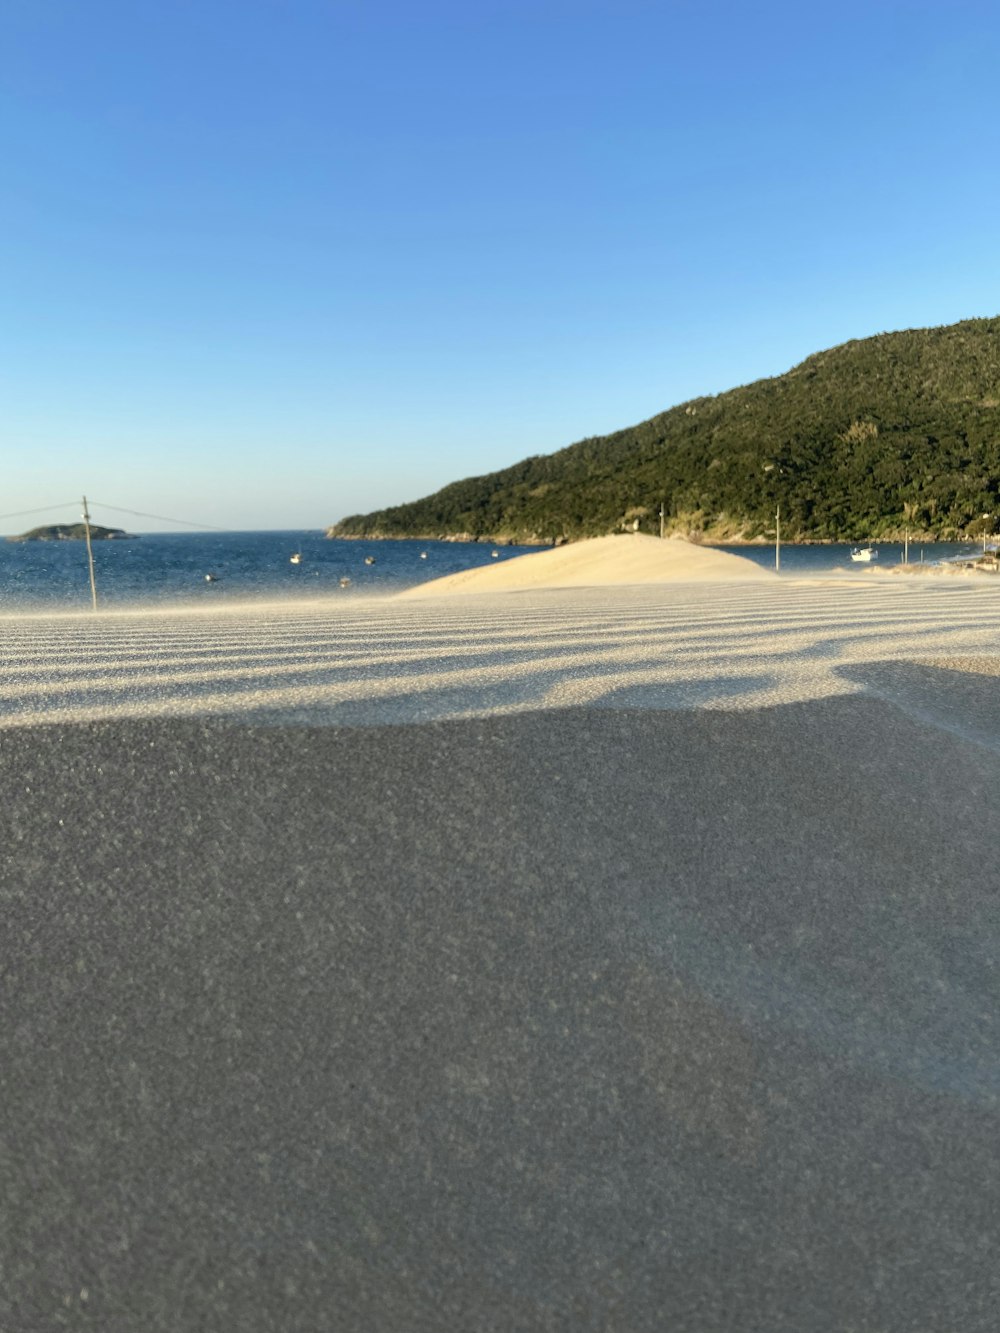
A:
[82, 495, 98, 611]
[904, 529, 909, 565]
[659, 501, 665, 539]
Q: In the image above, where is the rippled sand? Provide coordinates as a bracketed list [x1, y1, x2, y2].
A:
[4, 576, 1000, 1331]
[2, 577, 1000, 731]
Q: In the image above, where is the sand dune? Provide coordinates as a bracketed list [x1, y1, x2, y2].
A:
[398, 532, 774, 597]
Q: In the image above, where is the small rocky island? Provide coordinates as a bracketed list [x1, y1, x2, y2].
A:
[7, 523, 138, 542]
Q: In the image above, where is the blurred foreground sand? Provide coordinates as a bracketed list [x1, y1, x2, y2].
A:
[3, 572, 1000, 1331]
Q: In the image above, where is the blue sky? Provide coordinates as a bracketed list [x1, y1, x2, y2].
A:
[3, 0, 999, 531]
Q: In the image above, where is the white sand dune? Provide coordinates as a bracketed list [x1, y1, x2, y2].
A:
[398, 532, 774, 597]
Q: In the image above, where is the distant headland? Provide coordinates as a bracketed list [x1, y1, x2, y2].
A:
[7, 523, 138, 543]
[328, 316, 1000, 546]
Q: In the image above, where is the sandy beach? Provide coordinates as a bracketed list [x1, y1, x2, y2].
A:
[399, 531, 777, 596]
[4, 541, 1000, 1331]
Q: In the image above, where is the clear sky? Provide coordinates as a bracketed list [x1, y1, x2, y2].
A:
[3, 0, 999, 532]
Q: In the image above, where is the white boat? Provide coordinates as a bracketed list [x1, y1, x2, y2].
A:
[290, 552, 302, 564]
[850, 546, 878, 563]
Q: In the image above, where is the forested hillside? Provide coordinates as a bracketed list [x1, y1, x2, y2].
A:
[330, 318, 1000, 543]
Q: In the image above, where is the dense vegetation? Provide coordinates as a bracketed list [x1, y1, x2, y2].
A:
[330, 318, 1000, 544]
[7, 524, 134, 542]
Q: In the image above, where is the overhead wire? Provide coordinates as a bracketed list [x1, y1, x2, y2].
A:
[86, 500, 232, 532]
[2, 497, 234, 535]
[2, 495, 242, 614]
[0, 501, 82, 521]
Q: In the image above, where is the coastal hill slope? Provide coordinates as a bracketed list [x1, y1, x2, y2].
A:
[329, 317, 1000, 544]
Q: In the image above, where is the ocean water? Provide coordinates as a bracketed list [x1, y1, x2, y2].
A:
[0, 532, 544, 612]
[0, 530, 988, 613]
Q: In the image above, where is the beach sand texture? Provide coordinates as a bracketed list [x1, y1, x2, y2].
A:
[3, 553, 1000, 1330]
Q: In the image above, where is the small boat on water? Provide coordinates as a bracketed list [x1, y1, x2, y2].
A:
[850, 546, 878, 563]
[290, 552, 302, 564]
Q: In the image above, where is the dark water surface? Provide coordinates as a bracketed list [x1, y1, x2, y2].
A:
[0, 532, 539, 611]
[0, 530, 985, 612]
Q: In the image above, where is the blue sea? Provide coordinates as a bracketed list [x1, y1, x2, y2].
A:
[0, 530, 987, 613]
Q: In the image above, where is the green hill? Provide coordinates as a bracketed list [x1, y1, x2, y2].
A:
[7, 523, 136, 542]
[329, 317, 1000, 544]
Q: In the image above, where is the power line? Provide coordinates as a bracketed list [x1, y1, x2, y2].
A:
[0, 498, 231, 531]
[1, 494, 238, 615]
[0, 501, 81, 521]
[86, 500, 232, 532]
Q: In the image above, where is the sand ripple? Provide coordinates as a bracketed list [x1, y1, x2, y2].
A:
[2, 579, 999, 732]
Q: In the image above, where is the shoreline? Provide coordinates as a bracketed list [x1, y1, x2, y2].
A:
[326, 529, 977, 546]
